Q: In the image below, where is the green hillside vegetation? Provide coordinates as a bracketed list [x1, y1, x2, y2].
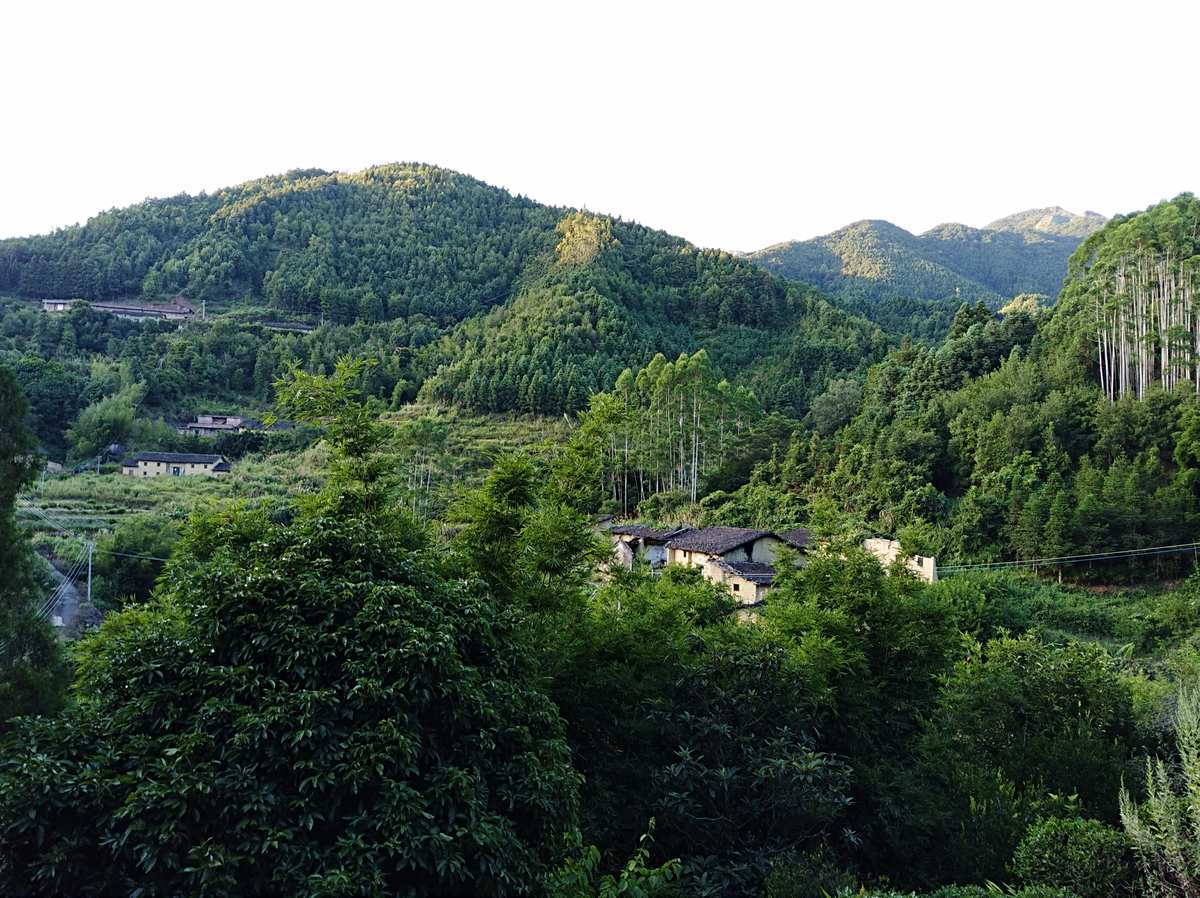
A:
[986, 206, 1108, 238]
[700, 196, 1200, 578]
[7, 174, 1200, 898]
[0, 164, 888, 419]
[5, 360, 1200, 898]
[749, 208, 1106, 338]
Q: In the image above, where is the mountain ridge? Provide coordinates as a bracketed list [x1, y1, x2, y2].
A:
[746, 207, 1108, 337]
[0, 162, 888, 416]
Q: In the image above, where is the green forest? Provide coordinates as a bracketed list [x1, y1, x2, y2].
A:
[5, 171, 1200, 898]
[748, 210, 1105, 339]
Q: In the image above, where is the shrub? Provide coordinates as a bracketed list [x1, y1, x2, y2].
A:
[1012, 817, 1133, 898]
[764, 848, 857, 898]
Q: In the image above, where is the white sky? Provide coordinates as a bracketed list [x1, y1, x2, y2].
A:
[2, 0, 1197, 251]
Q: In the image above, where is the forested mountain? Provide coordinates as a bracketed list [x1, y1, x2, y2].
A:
[0, 164, 887, 421]
[705, 194, 1200, 573]
[748, 208, 1107, 338]
[985, 206, 1107, 238]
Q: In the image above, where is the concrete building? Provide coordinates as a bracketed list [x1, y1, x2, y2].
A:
[862, 537, 938, 583]
[121, 451, 230, 478]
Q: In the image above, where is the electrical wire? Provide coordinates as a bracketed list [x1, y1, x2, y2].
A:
[940, 541, 1200, 574]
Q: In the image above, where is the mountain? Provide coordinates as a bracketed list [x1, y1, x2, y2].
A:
[984, 206, 1107, 238]
[0, 164, 888, 416]
[747, 208, 1108, 338]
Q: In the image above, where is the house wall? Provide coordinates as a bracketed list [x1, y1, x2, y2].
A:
[126, 460, 223, 478]
[612, 539, 635, 571]
[722, 573, 768, 605]
[749, 536, 786, 564]
[862, 537, 937, 583]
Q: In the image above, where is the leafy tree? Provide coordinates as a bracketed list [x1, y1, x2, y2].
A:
[89, 514, 180, 612]
[0, 365, 580, 897]
[65, 382, 145, 461]
[808, 377, 863, 435]
[0, 364, 67, 727]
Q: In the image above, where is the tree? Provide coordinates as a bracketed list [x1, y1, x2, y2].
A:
[808, 377, 863, 436]
[0, 364, 580, 897]
[90, 514, 180, 612]
[0, 365, 67, 729]
[65, 382, 145, 461]
[914, 635, 1139, 883]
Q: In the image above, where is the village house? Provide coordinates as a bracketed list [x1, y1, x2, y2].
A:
[121, 451, 230, 478]
[862, 537, 938, 583]
[179, 414, 252, 438]
[609, 524, 693, 570]
[41, 296, 196, 322]
[609, 523, 937, 605]
[665, 526, 813, 604]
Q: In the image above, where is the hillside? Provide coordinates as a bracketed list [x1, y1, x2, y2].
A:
[0, 164, 888, 427]
[985, 205, 1107, 238]
[747, 208, 1107, 337]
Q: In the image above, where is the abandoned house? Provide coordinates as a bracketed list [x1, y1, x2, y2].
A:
[609, 524, 693, 570]
[180, 414, 252, 437]
[666, 527, 813, 604]
[609, 523, 937, 604]
[121, 451, 230, 478]
[862, 537, 938, 583]
[610, 524, 813, 605]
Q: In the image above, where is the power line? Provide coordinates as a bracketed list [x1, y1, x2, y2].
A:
[36, 547, 88, 621]
[17, 501, 171, 561]
[940, 540, 1200, 574]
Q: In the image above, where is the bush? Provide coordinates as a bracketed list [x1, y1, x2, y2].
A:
[0, 499, 580, 896]
[764, 848, 857, 898]
[1012, 817, 1133, 898]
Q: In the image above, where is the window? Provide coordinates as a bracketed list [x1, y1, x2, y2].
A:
[732, 583, 740, 593]
[171, 466, 182, 476]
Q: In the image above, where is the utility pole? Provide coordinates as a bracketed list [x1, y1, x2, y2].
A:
[86, 541, 94, 607]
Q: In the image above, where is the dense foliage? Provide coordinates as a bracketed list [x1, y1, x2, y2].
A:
[6, 182, 1200, 897]
[710, 216, 1200, 569]
[749, 212, 1102, 338]
[0, 367, 581, 898]
[0, 164, 888, 423]
[0, 366, 67, 727]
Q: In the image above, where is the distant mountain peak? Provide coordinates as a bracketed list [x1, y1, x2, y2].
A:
[984, 207, 1107, 238]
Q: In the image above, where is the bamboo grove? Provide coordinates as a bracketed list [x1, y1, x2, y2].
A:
[572, 350, 760, 514]
[1078, 194, 1200, 401]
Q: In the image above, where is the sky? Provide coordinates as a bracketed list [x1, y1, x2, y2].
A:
[3, 0, 1198, 251]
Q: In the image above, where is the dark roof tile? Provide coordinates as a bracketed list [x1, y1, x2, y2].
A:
[718, 560, 777, 584]
[129, 451, 226, 465]
[666, 527, 771, 554]
[778, 528, 814, 549]
[611, 524, 693, 542]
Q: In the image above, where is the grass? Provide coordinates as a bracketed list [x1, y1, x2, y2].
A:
[18, 405, 571, 554]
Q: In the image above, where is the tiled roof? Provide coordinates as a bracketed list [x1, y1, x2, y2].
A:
[778, 528, 814, 549]
[128, 451, 226, 465]
[666, 527, 771, 555]
[717, 560, 777, 584]
[610, 524, 693, 542]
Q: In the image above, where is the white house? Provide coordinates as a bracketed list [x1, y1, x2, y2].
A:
[121, 451, 230, 478]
